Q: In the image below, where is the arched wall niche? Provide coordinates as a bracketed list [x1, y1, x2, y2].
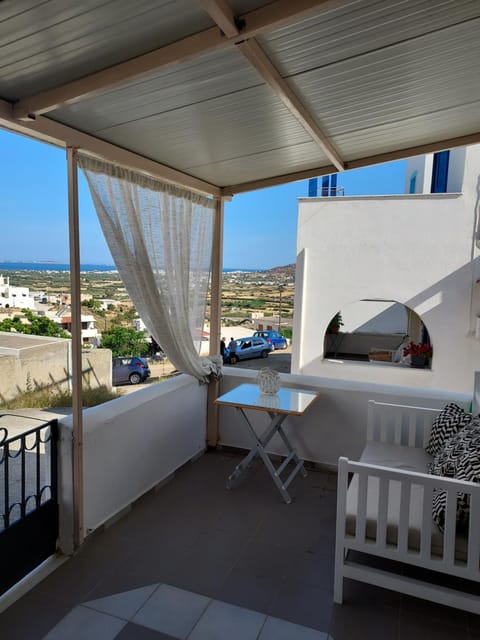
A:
[324, 299, 432, 366]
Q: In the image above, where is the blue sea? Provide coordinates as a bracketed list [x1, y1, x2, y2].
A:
[0, 262, 117, 272]
[0, 262, 260, 273]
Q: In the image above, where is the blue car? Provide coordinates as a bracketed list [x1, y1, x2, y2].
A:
[112, 356, 151, 385]
[253, 330, 287, 350]
[224, 337, 272, 364]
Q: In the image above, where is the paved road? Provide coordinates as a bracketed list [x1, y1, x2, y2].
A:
[227, 345, 292, 373]
[116, 346, 292, 394]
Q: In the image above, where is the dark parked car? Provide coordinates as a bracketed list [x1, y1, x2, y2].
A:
[112, 356, 151, 385]
[253, 330, 288, 350]
[224, 337, 272, 364]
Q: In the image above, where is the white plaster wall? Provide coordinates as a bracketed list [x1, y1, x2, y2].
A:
[341, 300, 407, 333]
[405, 148, 466, 195]
[405, 154, 434, 194]
[0, 285, 36, 309]
[293, 145, 480, 393]
[58, 374, 207, 544]
[218, 370, 470, 467]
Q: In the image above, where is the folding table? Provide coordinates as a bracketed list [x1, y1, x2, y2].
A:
[215, 383, 319, 503]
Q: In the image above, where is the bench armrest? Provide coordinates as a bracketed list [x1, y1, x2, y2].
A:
[337, 456, 480, 574]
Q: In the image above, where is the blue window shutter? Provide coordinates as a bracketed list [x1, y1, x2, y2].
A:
[431, 151, 450, 193]
[409, 173, 417, 194]
[322, 176, 329, 196]
[330, 173, 337, 196]
[308, 178, 318, 197]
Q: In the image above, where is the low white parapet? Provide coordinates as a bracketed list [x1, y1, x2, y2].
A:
[58, 374, 207, 550]
[218, 369, 470, 468]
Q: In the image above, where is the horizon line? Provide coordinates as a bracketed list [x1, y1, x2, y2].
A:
[0, 260, 294, 272]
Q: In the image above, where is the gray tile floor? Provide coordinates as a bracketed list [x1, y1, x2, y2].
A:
[44, 582, 329, 640]
[0, 449, 478, 639]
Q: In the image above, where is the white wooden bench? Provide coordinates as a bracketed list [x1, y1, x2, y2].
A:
[334, 400, 480, 614]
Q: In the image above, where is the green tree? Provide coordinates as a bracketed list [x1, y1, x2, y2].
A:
[83, 298, 102, 312]
[0, 311, 69, 338]
[122, 307, 137, 321]
[101, 326, 149, 357]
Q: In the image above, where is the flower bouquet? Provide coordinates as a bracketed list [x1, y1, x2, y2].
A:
[402, 341, 432, 367]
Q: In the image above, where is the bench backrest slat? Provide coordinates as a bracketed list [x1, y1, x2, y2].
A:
[375, 476, 389, 551]
[368, 400, 441, 447]
[420, 484, 434, 561]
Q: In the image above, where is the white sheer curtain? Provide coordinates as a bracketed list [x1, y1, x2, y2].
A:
[78, 155, 222, 383]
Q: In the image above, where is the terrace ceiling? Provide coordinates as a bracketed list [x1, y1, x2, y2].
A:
[0, 0, 479, 196]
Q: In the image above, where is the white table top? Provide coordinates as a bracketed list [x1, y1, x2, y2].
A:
[215, 383, 319, 416]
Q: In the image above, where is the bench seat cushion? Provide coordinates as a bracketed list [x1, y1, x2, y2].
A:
[345, 442, 468, 560]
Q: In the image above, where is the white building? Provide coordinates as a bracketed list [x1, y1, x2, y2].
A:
[0, 274, 36, 309]
[99, 298, 121, 311]
[132, 316, 147, 333]
[54, 309, 99, 346]
[293, 145, 480, 393]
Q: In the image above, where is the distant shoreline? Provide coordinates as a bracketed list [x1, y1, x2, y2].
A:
[0, 262, 263, 273]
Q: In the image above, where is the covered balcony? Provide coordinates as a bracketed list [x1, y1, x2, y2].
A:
[1, 367, 478, 639]
[1, 1, 480, 639]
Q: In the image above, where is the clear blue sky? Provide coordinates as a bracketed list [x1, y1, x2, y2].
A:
[0, 128, 406, 270]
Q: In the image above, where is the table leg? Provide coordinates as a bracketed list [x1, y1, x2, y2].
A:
[226, 412, 282, 488]
[276, 423, 308, 479]
[226, 408, 306, 503]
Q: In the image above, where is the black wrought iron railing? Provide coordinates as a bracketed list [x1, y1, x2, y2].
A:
[0, 416, 59, 595]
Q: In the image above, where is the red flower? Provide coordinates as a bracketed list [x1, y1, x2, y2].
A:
[402, 341, 433, 358]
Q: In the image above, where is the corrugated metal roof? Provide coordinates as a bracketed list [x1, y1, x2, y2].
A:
[0, 0, 214, 99]
[259, 0, 480, 76]
[51, 48, 263, 132]
[0, 0, 479, 193]
[50, 47, 328, 185]
[287, 19, 480, 155]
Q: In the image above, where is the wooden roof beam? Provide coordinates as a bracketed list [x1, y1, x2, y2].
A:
[198, 0, 240, 38]
[0, 99, 220, 197]
[13, 0, 345, 120]
[200, 2, 343, 171]
[221, 131, 480, 195]
[236, 39, 344, 171]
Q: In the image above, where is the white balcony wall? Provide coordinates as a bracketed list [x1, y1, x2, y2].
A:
[53, 368, 471, 552]
[218, 369, 470, 467]
[58, 375, 207, 550]
[293, 145, 480, 393]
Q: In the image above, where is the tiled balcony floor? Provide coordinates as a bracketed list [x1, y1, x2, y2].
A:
[0, 449, 478, 639]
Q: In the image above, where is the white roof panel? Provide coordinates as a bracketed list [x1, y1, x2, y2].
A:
[50, 48, 262, 132]
[83, 84, 325, 184]
[287, 19, 480, 149]
[50, 47, 329, 185]
[0, 0, 213, 99]
[0, 0, 479, 194]
[259, 0, 480, 76]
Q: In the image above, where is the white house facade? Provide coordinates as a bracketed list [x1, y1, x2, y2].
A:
[53, 309, 99, 346]
[0, 274, 36, 310]
[292, 145, 480, 393]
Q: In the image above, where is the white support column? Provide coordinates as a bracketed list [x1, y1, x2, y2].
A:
[207, 197, 225, 447]
[67, 147, 84, 548]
